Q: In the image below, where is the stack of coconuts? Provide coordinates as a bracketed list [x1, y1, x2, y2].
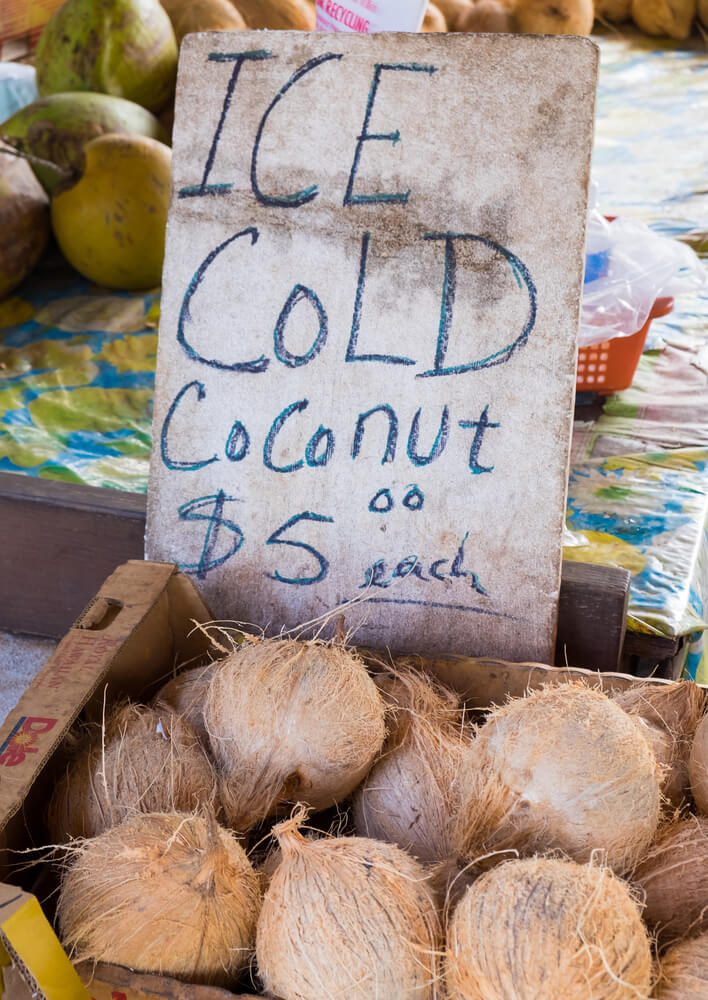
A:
[434, 0, 708, 40]
[45, 631, 708, 999]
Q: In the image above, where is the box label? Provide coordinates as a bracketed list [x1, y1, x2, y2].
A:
[147, 31, 597, 661]
[0, 718, 57, 769]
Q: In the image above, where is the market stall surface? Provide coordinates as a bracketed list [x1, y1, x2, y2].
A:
[0, 632, 55, 722]
[1, 31, 708, 677]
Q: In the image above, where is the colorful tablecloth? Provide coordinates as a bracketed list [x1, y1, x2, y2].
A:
[563, 33, 708, 679]
[1, 31, 708, 673]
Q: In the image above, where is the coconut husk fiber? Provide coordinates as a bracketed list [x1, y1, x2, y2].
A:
[445, 856, 652, 1000]
[204, 638, 385, 832]
[453, 683, 661, 874]
[653, 931, 708, 999]
[154, 663, 217, 744]
[688, 712, 708, 814]
[613, 680, 705, 810]
[48, 703, 218, 842]
[352, 664, 470, 864]
[256, 810, 441, 1000]
[633, 814, 708, 945]
[58, 811, 261, 986]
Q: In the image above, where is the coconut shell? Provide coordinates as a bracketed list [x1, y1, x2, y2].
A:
[515, 0, 594, 34]
[457, 0, 516, 31]
[0, 144, 50, 300]
[633, 814, 708, 944]
[631, 0, 696, 39]
[58, 811, 261, 985]
[445, 857, 652, 1000]
[256, 814, 441, 1000]
[48, 703, 217, 842]
[154, 663, 216, 743]
[614, 681, 705, 809]
[233, 0, 315, 29]
[654, 931, 708, 999]
[35, 0, 178, 113]
[0, 93, 168, 195]
[423, 3, 448, 29]
[204, 639, 385, 831]
[689, 713, 708, 814]
[700, 0, 708, 26]
[453, 683, 661, 874]
[353, 666, 469, 863]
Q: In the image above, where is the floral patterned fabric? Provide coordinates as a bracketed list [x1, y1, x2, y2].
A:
[566, 33, 708, 676]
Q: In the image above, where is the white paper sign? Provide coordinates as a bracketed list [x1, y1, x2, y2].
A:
[146, 31, 598, 662]
[315, 0, 428, 33]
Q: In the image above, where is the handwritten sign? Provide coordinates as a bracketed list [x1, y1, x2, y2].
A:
[146, 31, 598, 661]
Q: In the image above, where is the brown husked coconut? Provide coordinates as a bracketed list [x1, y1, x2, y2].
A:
[160, 0, 247, 41]
[433, 0, 475, 29]
[654, 931, 708, 999]
[48, 703, 217, 842]
[515, 0, 594, 34]
[453, 683, 661, 873]
[256, 812, 441, 1000]
[233, 0, 315, 29]
[204, 638, 385, 832]
[595, 0, 632, 21]
[155, 663, 217, 743]
[633, 814, 708, 944]
[699, 0, 708, 27]
[0, 142, 50, 299]
[422, 3, 448, 29]
[58, 812, 261, 985]
[457, 0, 516, 31]
[445, 857, 652, 1000]
[352, 665, 470, 864]
[613, 681, 705, 810]
[631, 0, 696, 39]
[689, 713, 708, 814]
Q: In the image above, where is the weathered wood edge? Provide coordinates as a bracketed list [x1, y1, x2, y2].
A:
[0, 471, 635, 671]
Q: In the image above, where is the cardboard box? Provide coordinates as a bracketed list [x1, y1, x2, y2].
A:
[0, 559, 699, 998]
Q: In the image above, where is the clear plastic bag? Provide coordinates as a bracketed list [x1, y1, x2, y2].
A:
[580, 209, 707, 348]
[0, 62, 37, 123]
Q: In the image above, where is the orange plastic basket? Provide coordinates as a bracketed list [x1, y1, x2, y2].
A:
[576, 296, 674, 395]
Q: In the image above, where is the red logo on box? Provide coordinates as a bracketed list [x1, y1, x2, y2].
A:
[0, 717, 57, 767]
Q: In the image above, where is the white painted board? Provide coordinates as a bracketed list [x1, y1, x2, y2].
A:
[146, 31, 598, 662]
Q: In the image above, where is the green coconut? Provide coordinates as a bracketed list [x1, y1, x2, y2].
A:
[1, 92, 168, 194]
[0, 143, 50, 300]
[35, 0, 178, 113]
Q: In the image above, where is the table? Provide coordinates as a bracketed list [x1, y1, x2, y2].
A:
[1, 31, 707, 676]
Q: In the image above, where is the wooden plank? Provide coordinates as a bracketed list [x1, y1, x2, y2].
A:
[622, 629, 679, 661]
[0, 473, 632, 673]
[0, 472, 145, 638]
[555, 560, 630, 672]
